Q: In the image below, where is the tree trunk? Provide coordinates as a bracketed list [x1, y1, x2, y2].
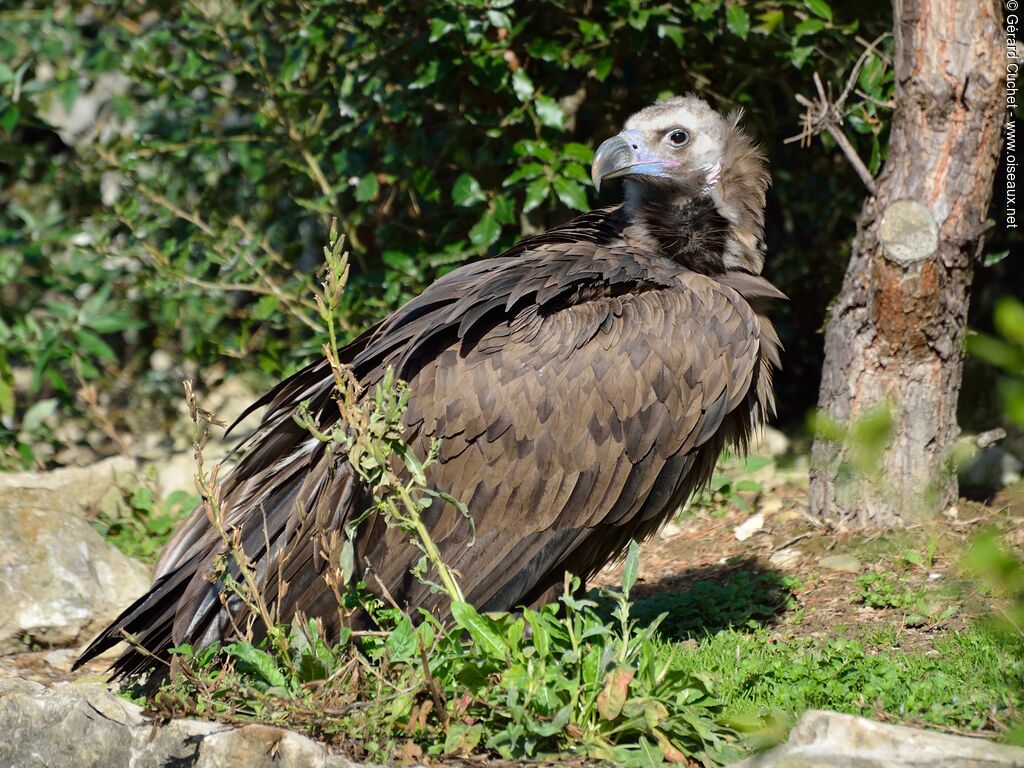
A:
[809, 0, 1006, 527]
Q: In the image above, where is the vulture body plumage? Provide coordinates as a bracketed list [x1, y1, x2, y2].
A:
[77, 96, 783, 679]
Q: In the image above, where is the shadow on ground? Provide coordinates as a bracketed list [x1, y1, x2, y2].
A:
[597, 557, 797, 641]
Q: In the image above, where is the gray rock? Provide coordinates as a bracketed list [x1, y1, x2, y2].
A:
[750, 426, 791, 459]
[959, 444, 1023, 490]
[819, 554, 862, 573]
[0, 488, 150, 653]
[0, 678, 378, 768]
[0, 455, 136, 506]
[769, 547, 802, 569]
[731, 710, 1024, 767]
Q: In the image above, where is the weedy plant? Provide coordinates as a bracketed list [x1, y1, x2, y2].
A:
[138, 223, 743, 766]
[92, 480, 198, 564]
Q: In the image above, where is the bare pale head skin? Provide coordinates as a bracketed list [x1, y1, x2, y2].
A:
[592, 95, 770, 273]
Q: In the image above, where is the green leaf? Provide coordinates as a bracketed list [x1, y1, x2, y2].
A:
[754, 10, 785, 35]
[534, 96, 565, 130]
[131, 486, 154, 513]
[355, 174, 379, 202]
[252, 295, 280, 320]
[995, 298, 1024, 346]
[563, 142, 594, 164]
[410, 60, 438, 89]
[295, 196, 333, 214]
[622, 539, 640, 595]
[0, 105, 19, 136]
[452, 173, 485, 206]
[524, 609, 551, 658]
[503, 162, 545, 186]
[75, 329, 116, 362]
[869, 134, 882, 175]
[597, 666, 634, 720]
[486, 10, 511, 29]
[429, 18, 455, 42]
[657, 24, 683, 48]
[793, 18, 825, 37]
[469, 209, 501, 248]
[623, 696, 669, 728]
[340, 538, 355, 584]
[741, 455, 773, 471]
[511, 69, 534, 102]
[21, 398, 58, 433]
[984, 250, 1010, 267]
[552, 177, 588, 211]
[726, 6, 751, 39]
[385, 615, 417, 661]
[789, 45, 815, 68]
[84, 312, 143, 334]
[804, 0, 833, 21]
[522, 177, 549, 213]
[444, 723, 483, 757]
[858, 55, 885, 94]
[0, 374, 14, 418]
[224, 643, 288, 690]
[451, 601, 507, 657]
[593, 54, 614, 81]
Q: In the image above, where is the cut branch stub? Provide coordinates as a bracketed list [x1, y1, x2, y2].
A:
[878, 199, 939, 265]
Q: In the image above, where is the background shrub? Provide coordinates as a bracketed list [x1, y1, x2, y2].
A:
[0, 0, 1016, 467]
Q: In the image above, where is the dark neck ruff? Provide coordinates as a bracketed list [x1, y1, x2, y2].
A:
[632, 193, 732, 275]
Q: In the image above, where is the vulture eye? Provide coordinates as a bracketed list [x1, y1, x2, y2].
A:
[667, 129, 690, 147]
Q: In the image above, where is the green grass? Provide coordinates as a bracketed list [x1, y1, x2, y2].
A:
[674, 626, 1023, 734]
[622, 566, 1021, 738]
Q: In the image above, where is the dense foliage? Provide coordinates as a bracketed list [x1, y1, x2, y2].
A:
[156, 552, 746, 766]
[0, 0, 904, 467]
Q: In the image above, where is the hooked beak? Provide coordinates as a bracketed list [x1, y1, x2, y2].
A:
[591, 131, 674, 192]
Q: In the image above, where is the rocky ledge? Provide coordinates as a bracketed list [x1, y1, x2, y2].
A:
[2, 676, 1023, 768]
[0, 677, 374, 768]
[733, 709, 1024, 768]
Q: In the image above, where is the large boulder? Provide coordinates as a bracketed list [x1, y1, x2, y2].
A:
[732, 710, 1024, 768]
[0, 455, 136, 500]
[0, 678, 373, 768]
[0, 488, 150, 653]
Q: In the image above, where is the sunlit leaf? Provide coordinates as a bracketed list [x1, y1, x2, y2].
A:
[726, 6, 750, 39]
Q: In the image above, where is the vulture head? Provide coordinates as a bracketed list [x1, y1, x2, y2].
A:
[591, 95, 770, 274]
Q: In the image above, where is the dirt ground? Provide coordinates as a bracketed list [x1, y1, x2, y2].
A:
[593, 479, 1024, 653]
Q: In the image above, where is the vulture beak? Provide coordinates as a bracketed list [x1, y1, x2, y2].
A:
[591, 130, 674, 191]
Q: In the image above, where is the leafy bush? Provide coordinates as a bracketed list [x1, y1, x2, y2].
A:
[156, 551, 744, 766]
[968, 297, 1024, 429]
[1, 0, 896, 466]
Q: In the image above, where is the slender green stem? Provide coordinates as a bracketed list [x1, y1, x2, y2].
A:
[397, 484, 465, 603]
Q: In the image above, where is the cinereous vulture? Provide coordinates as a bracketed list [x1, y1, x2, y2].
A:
[77, 96, 783, 679]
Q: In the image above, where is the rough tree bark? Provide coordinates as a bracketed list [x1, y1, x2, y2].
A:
[809, 0, 1006, 527]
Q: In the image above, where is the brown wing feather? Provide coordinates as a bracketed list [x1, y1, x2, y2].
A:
[75, 204, 782, 679]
